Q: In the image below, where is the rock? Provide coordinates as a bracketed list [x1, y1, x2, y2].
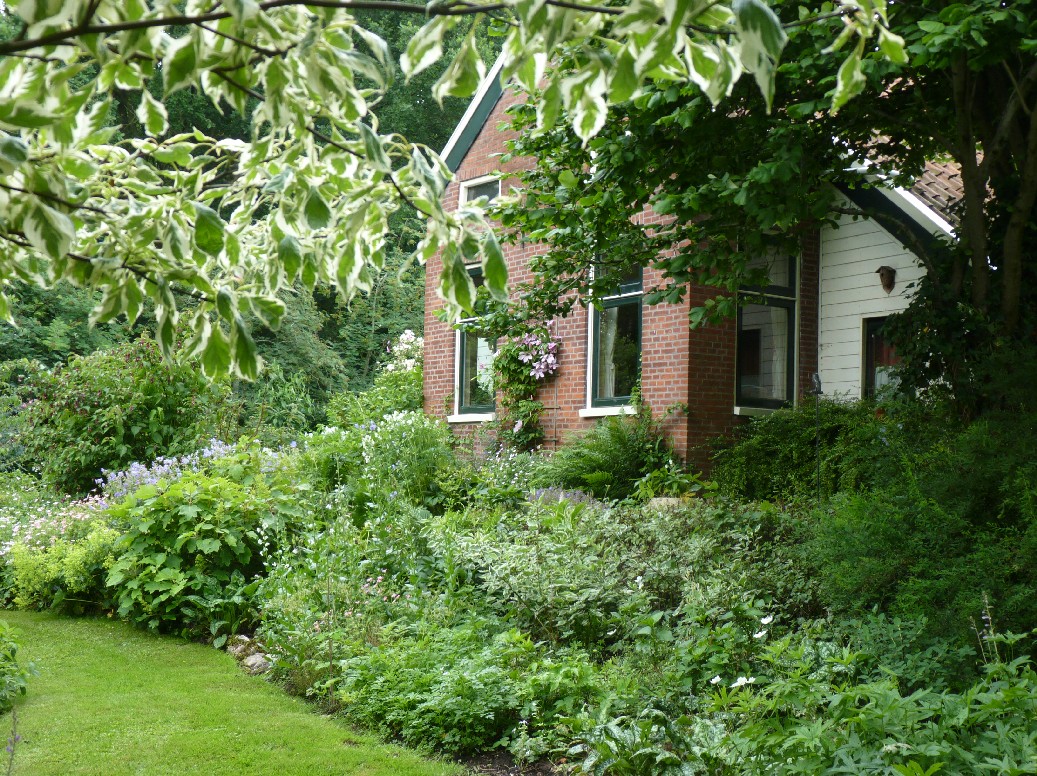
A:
[242, 653, 272, 674]
[226, 635, 261, 661]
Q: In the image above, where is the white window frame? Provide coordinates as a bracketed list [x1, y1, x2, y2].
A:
[458, 174, 500, 208]
[448, 177, 501, 423]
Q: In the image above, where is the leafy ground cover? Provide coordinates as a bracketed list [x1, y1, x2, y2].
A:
[0, 609, 461, 776]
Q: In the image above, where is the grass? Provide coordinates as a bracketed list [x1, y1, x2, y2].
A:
[0, 610, 463, 776]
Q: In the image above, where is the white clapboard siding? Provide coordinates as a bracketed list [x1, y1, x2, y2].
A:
[818, 197, 925, 399]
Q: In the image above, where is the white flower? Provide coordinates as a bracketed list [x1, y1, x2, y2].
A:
[730, 676, 756, 688]
[753, 629, 768, 639]
[760, 615, 774, 625]
[709, 675, 722, 685]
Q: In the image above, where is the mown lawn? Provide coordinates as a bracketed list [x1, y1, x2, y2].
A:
[1, 610, 462, 776]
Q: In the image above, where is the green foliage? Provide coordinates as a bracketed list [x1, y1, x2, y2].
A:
[499, 0, 1036, 393]
[20, 338, 232, 495]
[0, 619, 34, 714]
[235, 361, 318, 446]
[631, 460, 714, 500]
[0, 475, 111, 607]
[327, 330, 424, 428]
[105, 450, 295, 638]
[711, 398, 910, 500]
[0, 358, 46, 473]
[716, 383, 1037, 643]
[428, 500, 640, 650]
[235, 284, 348, 436]
[805, 419, 1037, 640]
[10, 523, 119, 613]
[536, 400, 676, 501]
[338, 619, 602, 757]
[291, 427, 365, 494]
[569, 629, 1037, 775]
[359, 410, 454, 508]
[0, 282, 132, 366]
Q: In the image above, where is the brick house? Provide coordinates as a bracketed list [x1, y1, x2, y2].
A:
[423, 60, 961, 471]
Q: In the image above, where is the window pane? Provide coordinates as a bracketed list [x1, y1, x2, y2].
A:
[865, 318, 900, 396]
[463, 179, 499, 203]
[596, 263, 643, 297]
[738, 303, 789, 403]
[747, 249, 792, 289]
[596, 302, 640, 401]
[461, 334, 496, 409]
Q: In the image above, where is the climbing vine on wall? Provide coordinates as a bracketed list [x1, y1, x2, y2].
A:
[492, 325, 560, 450]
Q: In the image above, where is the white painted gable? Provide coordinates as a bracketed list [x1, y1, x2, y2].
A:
[818, 195, 928, 398]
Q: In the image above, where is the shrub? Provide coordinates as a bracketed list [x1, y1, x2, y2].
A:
[327, 330, 423, 428]
[808, 486, 1037, 640]
[291, 427, 365, 494]
[428, 499, 637, 649]
[537, 400, 675, 501]
[233, 362, 317, 446]
[20, 337, 232, 494]
[711, 397, 913, 501]
[337, 618, 602, 757]
[10, 523, 119, 613]
[105, 455, 293, 638]
[358, 411, 453, 507]
[0, 620, 34, 714]
[0, 478, 112, 607]
[0, 359, 45, 474]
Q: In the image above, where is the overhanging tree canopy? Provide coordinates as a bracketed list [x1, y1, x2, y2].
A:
[493, 0, 1036, 404]
[0, 0, 900, 376]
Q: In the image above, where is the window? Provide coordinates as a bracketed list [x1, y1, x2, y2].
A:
[736, 251, 796, 409]
[455, 268, 496, 416]
[460, 175, 500, 205]
[864, 317, 899, 397]
[591, 267, 642, 407]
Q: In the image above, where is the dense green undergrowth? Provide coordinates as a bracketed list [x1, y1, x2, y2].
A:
[0, 334, 1035, 773]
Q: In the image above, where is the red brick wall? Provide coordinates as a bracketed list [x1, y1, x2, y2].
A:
[425, 87, 822, 472]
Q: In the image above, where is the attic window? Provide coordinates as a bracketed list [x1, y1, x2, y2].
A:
[460, 176, 500, 205]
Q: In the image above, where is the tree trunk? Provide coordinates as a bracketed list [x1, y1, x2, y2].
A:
[952, 55, 989, 310]
[1000, 108, 1037, 335]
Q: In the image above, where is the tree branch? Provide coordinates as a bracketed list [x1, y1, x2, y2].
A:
[0, 0, 503, 55]
[0, 0, 861, 56]
[213, 69, 436, 220]
[0, 231, 213, 304]
[0, 183, 109, 216]
[980, 60, 1037, 180]
[197, 22, 294, 59]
